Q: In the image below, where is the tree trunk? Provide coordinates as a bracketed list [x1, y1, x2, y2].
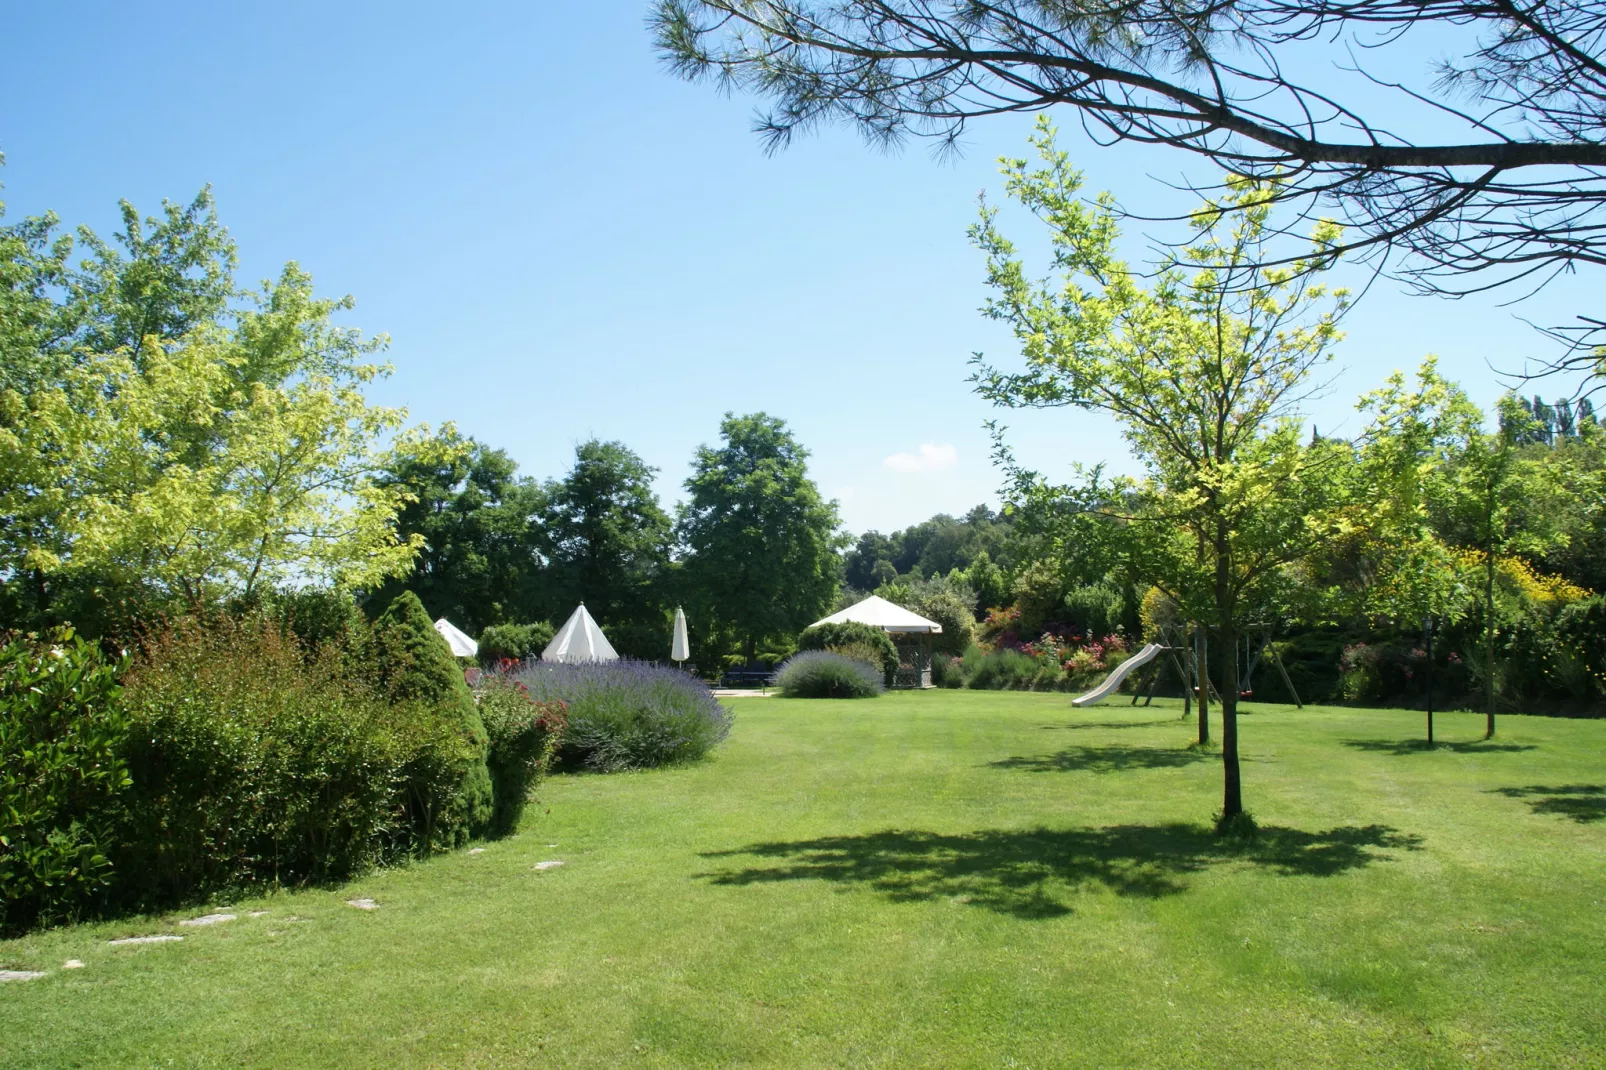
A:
[1195, 628, 1210, 746]
[1215, 538, 1242, 822]
[1425, 618, 1435, 746]
[1220, 621, 1243, 820]
[1484, 543, 1497, 740]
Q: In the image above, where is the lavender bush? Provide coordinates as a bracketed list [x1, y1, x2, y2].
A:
[773, 650, 884, 699]
[511, 660, 732, 772]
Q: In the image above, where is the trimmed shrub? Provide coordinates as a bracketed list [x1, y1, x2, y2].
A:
[798, 622, 898, 682]
[478, 621, 555, 666]
[477, 678, 567, 836]
[372, 591, 492, 842]
[513, 660, 731, 772]
[773, 650, 884, 698]
[932, 652, 963, 688]
[116, 616, 467, 909]
[0, 630, 131, 934]
[963, 646, 1041, 690]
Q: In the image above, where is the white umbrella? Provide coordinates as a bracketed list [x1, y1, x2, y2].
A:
[671, 606, 690, 664]
[433, 618, 478, 658]
[541, 603, 619, 663]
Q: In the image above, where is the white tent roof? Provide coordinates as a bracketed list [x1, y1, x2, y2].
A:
[542, 603, 619, 663]
[811, 595, 943, 634]
[433, 618, 478, 658]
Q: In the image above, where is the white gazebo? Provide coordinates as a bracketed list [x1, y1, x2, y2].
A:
[811, 595, 943, 688]
[433, 618, 478, 659]
[542, 603, 619, 663]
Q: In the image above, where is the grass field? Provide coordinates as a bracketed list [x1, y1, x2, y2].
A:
[2, 692, 1603, 1067]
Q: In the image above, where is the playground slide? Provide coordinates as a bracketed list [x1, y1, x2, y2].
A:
[1072, 642, 1166, 707]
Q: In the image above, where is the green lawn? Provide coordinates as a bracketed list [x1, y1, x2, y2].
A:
[3, 692, 1604, 1068]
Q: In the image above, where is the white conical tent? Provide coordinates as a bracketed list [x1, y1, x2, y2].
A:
[671, 606, 690, 662]
[542, 603, 619, 663]
[433, 618, 478, 658]
[811, 595, 942, 634]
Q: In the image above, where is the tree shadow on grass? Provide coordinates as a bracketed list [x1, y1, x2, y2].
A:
[1341, 739, 1537, 756]
[1490, 784, 1606, 824]
[698, 823, 1422, 919]
[988, 743, 1212, 774]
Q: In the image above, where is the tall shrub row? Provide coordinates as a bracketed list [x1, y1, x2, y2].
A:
[0, 593, 569, 935]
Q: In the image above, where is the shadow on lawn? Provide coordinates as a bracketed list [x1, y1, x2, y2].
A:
[1341, 739, 1537, 756]
[1490, 784, 1606, 824]
[698, 823, 1422, 919]
[989, 743, 1211, 774]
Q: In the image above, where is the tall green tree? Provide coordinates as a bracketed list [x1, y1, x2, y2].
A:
[373, 426, 545, 634]
[972, 120, 1352, 825]
[543, 439, 673, 656]
[678, 413, 844, 662]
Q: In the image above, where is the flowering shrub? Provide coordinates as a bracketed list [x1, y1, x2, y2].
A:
[773, 650, 884, 698]
[477, 678, 566, 835]
[513, 660, 731, 772]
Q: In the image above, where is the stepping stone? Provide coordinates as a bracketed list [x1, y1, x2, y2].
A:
[180, 913, 236, 927]
[62, 960, 84, 970]
[546, 843, 559, 847]
[248, 911, 269, 918]
[346, 898, 379, 910]
[0, 970, 46, 982]
[532, 860, 565, 871]
[108, 935, 183, 946]
[467, 848, 485, 855]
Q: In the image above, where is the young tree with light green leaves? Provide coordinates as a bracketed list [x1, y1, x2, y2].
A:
[0, 204, 430, 626]
[972, 119, 1354, 826]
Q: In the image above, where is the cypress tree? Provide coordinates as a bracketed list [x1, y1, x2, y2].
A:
[372, 591, 492, 842]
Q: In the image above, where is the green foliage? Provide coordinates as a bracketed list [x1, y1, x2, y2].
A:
[1555, 596, 1606, 702]
[374, 426, 547, 635]
[542, 439, 673, 657]
[844, 506, 1013, 591]
[678, 413, 844, 661]
[477, 678, 566, 837]
[0, 188, 431, 638]
[773, 650, 884, 698]
[962, 646, 1042, 691]
[115, 617, 466, 909]
[0, 630, 130, 934]
[477, 621, 555, 665]
[881, 572, 977, 655]
[798, 621, 898, 681]
[371, 591, 491, 842]
[1062, 584, 1126, 639]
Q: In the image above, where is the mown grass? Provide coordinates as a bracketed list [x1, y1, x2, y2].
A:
[2, 692, 1603, 1067]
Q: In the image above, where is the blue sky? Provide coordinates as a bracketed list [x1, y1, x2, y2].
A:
[2, 2, 1592, 535]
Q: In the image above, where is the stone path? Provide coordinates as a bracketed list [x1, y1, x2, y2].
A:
[346, 898, 379, 910]
[0, 969, 46, 982]
[180, 913, 235, 927]
[107, 934, 183, 946]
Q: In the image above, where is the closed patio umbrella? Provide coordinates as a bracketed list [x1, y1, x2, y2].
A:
[671, 606, 690, 665]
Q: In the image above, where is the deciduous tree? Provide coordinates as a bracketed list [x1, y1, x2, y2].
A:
[678, 413, 844, 662]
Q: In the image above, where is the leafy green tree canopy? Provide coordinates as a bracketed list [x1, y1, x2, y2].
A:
[678, 412, 844, 661]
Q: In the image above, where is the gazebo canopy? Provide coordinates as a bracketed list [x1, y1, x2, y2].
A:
[542, 603, 620, 663]
[433, 618, 478, 658]
[811, 595, 942, 634]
